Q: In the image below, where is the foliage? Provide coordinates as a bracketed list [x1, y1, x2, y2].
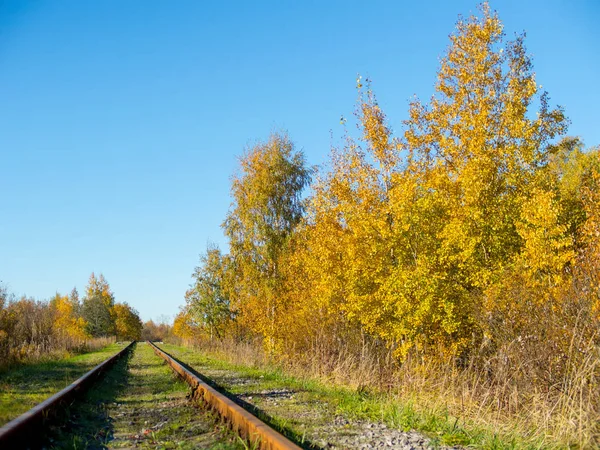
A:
[184, 245, 233, 340]
[172, 310, 202, 344]
[51, 293, 89, 342]
[82, 294, 115, 338]
[221, 131, 311, 352]
[177, 3, 600, 445]
[81, 273, 116, 337]
[113, 302, 143, 341]
[141, 319, 173, 342]
[396, 2, 568, 356]
[0, 293, 57, 367]
[0, 273, 141, 369]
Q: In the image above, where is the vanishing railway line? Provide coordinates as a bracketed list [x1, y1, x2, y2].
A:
[0, 342, 301, 450]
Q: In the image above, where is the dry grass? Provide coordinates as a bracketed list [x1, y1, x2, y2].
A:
[0, 336, 115, 372]
[389, 343, 599, 447]
[181, 321, 599, 448]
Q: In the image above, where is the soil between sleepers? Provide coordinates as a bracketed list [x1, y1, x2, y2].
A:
[43, 342, 244, 449]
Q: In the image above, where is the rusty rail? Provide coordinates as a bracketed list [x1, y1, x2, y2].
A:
[148, 341, 302, 450]
[0, 341, 135, 448]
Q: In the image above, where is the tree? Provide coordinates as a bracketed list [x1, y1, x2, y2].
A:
[279, 81, 402, 358]
[172, 310, 200, 344]
[69, 287, 79, 303]
[292, 3, 570, 359]
[545, 137, 600, 246]
[85, 273, 115, 308]
[0, 284, 10, 362]
[51, 293, 89, 342]
[82, 294, 114, 337]
[113, 303, 143, 341]
[578, 150, 600, 321]
[185, 245, 233, 340]
[141, 319, 172, 342]
[223, 132, 311, 351]
[386, 2, 569, 356]
[81, 273, 116, 337]
[69, 287, 81, 316]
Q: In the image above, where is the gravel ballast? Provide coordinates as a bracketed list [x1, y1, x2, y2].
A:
[161, 343, 461, 450]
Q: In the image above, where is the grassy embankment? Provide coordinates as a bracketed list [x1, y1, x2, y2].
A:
[161, 343, 577, 450]
[45, 342, 244, 450]
[0, 341, 128, 425]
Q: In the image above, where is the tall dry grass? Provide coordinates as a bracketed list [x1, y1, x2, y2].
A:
[186, 278, 599, 448]
[0, 335, 116, 372]
[188, 328, 598, 447]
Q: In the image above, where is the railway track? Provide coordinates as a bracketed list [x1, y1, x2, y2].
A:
[0, 341, 134, 448]
[0, 342, 302, 450]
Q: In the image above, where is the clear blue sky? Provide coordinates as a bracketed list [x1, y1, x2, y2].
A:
[1, 1, 598, 322]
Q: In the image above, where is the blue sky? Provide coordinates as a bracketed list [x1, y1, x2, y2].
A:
[0, 0, 598, 321]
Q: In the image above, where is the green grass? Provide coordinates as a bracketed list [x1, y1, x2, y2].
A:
[0, 342, 129, 425]
[159, 343, 559, 450]
[45, 342, 244, 449]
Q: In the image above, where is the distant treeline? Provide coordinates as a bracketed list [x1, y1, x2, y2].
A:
[173, 4, 600, 446]
[141, 319, 174, 342]
[0, 273, 142, 369]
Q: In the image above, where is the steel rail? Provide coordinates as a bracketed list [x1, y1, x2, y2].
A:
[148, 341, 302, 450]
[0, 341, 135, 448]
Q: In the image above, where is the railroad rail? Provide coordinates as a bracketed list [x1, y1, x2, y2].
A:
[0, 342, 302, 449]
[0, 341, 135, 448]
[148, 341, 302, 450]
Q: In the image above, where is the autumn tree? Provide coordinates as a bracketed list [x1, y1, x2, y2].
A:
[85, 273, 115, 307]
[177, 5, 600, 441]
[576, 149, 600, 321]
[0, 296, 55, 358]
[141, 319, 173, 342]
[172, 310, 201, 344]
[51, 293, 89, 343]
[545, 137, 600, 246]
[223, 132, 311, 352]
[0, 276, 128, 368]
[113, 302, 143, 341]
[273, 80, 403, 360]
[383, 3, 568, 356]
